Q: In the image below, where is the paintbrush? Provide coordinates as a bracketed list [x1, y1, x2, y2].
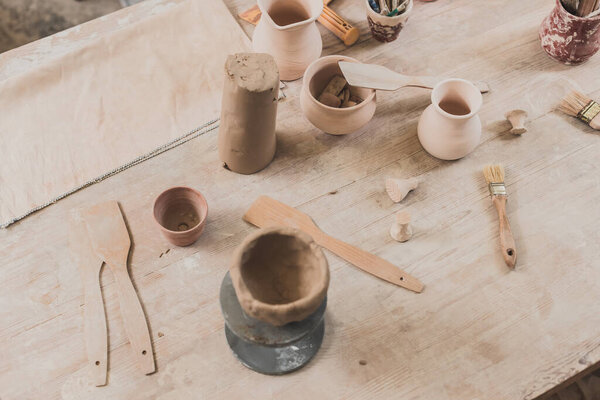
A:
[483, 164, 517, 269]
[559, 91, 600, 130]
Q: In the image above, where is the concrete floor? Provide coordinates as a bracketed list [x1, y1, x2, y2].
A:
[0, 0, 121, 53]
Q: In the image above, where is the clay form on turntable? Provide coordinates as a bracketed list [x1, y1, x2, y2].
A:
[252, 0, 323, 81]
[417, 78, 483, 160]
[153, 186, 208, 247]
[505, 109, 528, 135]
[218, 53, 279, 175]
[301, 55, 376, 135]
[229, 227, 329, 326]
[390, 211, 412, 242]
[385, 177, 419, 203]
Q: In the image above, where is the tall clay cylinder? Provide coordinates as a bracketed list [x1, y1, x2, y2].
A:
[218, 53, 279, 174]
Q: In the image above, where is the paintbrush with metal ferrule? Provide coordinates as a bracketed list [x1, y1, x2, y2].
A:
[483, 164, 517, 268]
[559, 91, 600, 130]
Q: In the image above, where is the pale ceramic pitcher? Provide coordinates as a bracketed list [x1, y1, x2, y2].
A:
[253, 0, 323, 81]
[417, 79, 483, 160]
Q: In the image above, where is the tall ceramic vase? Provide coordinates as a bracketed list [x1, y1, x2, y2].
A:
[417, 79, 483, 161]
[253, 0, 323, 81]
[540, 0, 600, 65]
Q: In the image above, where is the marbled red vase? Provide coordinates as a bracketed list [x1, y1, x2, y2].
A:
[539, 0, 600, 65]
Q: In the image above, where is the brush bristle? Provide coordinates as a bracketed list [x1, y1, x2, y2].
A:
[559, 91, 592, 116]
[483, 164, 505, 184]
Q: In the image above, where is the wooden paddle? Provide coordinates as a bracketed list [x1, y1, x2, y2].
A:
[338, 61, 490, 93]
[243, 196, 424, 293]
[81, 201, 156, 375]
[70, 211, 108, 386]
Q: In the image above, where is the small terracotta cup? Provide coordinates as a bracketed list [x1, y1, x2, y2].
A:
[153, 187, 208, 247]
[366, 0, 413, 43]
[539, 0, 600, 65]
[300, 55, 376, 135]
[229, 227, 329, 326]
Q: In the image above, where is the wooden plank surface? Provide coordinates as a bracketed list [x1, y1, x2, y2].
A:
[1, 0, 600, 399]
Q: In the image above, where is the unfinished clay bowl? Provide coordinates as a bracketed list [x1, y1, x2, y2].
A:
[300, 55, 376, 135]
[153, 187, 208, 247]
[230, 227, 329, 326]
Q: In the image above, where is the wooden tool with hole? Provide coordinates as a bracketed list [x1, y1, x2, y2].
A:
[338, 61, 491, 93]
[243, 196, 424, 293]
[79, 201, 156, 378]
[239, 0, 360, 46]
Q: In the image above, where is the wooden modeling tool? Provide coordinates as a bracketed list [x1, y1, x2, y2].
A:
[70, 212, 108, 386]
[559, 91, 600, 130]
[239, 1, 360, 46]
[81, 201, 156, 375]
[243, 196, 424, 293]
[338, 61, 491, 93]
[483, 165, 517, 269]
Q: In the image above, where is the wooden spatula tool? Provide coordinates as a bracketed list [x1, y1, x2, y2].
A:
[80, 201, 156, 375]
[243, 196, 424, 293]
[338, 61, 490, 93]
[70, 211, 108, 386]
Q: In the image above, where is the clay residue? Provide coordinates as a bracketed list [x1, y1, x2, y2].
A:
[225, 53, 279, 93]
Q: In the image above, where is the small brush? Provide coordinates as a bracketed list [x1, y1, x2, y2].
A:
[483, 164, 517, 269]
[559, 91, 600, 130]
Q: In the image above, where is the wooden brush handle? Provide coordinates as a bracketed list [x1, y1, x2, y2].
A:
[81, 262, 108, 386]
[313, 232, 424, 293]
[318, 6, 359, 46]
[110, 264, 156, 375]
[492, 196, 517, 268]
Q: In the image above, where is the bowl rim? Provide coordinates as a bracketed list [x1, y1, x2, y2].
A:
[152, 186, 209, 234]
[230, 226, 330, 324]
[431, 78, 482, 120]
[303, 55, 376, 113]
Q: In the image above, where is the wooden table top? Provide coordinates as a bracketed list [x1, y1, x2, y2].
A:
[1, 0, 599, 399]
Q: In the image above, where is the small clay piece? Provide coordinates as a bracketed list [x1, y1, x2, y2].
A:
[505, 109, 528, 135]
[390, 211, 412, 242]
[385, 177, 419, 203]
[319, 92, 342, 108]
[229, 226, 329, 326]
[318, 75, 347, 101]
[153, 186, 209, 247]
[218, 53, 279, 174]
[317, 75, 364, 109]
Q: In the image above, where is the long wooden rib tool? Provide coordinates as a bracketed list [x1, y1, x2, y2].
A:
[243, 196, 424, 293]
[70, 211, 108, 386]
[338, 61, 490, 93]
[81, 201, 156, 375]
[483, 165, 517, 268]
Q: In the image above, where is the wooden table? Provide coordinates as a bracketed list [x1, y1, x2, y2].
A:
[1, 0, 599, 399]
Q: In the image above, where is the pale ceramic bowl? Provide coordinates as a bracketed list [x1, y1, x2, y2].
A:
[153, 186, 208, 247]
[300, 55, 376, 135]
